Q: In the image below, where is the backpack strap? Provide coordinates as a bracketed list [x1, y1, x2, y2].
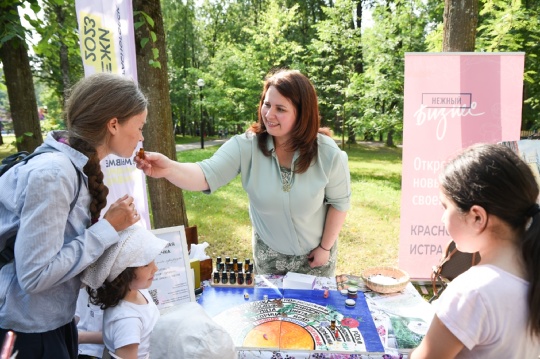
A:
[0, 150, 82, 270]
[0, 150, 48, 176]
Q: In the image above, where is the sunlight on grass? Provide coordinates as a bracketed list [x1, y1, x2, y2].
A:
[0, 136, 403, 276]
[178, 142, 403, 276]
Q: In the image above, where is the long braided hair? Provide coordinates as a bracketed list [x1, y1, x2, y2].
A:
[65, 73, 147, 222]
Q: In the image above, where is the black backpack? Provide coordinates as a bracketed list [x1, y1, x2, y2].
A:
[0, 149, 82, 270]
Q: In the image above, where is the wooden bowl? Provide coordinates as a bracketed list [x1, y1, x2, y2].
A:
[361, 266, 410, 294]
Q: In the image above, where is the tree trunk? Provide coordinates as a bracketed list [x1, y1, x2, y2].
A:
[442, 0, 478, 51]
[386, 129, 395, 147]
[133, 0, 188, 229]
[347, 126, 356, 144]
[54, 4, 71, 105]
[354, 1, 364, 74]
[0, 3, 43, 153]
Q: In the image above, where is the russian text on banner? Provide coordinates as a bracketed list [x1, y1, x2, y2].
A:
[399, 53, 524, 279]
[75, 0, 150, 228]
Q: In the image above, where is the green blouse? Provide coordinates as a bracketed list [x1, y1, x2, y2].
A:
[197, 132, 351, 256]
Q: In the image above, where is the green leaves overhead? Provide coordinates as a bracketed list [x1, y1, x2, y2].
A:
[134, 10, 161, 68]
[2, 0, 539, 140]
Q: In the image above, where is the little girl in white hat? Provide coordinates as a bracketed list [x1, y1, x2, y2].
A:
[82, 224, 168, 359]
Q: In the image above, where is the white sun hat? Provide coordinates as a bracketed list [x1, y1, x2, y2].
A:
[81, 224, 168, 289]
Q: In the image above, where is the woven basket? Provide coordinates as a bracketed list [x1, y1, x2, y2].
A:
[361, 266, 410, 294]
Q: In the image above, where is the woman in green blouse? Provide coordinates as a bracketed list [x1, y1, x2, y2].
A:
[136, 69, 351, 277]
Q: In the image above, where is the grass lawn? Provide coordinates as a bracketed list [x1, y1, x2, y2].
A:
[1, 134, 407, 280]
[0, 135, 16, 159]
[178, 142, 403, 277]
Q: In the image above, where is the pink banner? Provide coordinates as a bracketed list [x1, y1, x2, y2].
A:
[399, 53, 524, 279]
[75, 0, 150, 228]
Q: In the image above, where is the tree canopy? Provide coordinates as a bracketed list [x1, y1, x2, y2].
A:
[2, 0, 539, 145]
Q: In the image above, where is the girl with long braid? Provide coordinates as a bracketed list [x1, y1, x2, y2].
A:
[411, 143, 540, 358]
[0, 73, 147, 359]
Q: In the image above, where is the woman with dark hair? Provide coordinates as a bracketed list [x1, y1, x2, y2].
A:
[0, 72, 147, 358]
[136, 69, 351, 276]
[410, 143, 540, 358]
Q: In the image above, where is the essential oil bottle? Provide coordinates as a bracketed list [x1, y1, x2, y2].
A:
[221, 272, 229, 284]
[230, 272, 237, 285]
[238, 272, 244, 285]
[213, 271, 220, 284]
[246, 271, 253, 285]
[244, 258, 250, 272]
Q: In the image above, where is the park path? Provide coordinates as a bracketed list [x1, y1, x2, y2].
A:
[175, 138, 396, 152]
[175, 138, 229, 152]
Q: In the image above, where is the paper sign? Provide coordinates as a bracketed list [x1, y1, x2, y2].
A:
[149, 226, 195, 312]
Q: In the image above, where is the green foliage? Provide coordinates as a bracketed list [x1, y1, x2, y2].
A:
[134, 10, 161, 69]
[30, 0, 83, 103]
[15, 132, 34, 146]
[3, 0, 540, 163]
[306, 0, 362, 133]
[0, 0, 40, 48]
[475, 0, 540, 127]
[423, 0, 445, 51]
[241, 0, 304, 69]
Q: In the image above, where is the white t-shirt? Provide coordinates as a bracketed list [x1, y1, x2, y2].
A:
[103, 289, 160, 359]
[75, 288, 105, 358]
[436, 264, 540, 358]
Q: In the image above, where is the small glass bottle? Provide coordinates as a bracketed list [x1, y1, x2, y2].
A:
[248, 263, 254, 273]
[230, 272, 237, 285]
[218, 262, 224, 272]
[237, 272, 244, 285]
[245, 271, 253, 285]
[232, 258, 238, 272]
[221, 271, 229, 285]
[216, 256, 222, 268]
[237, 261, 243, 273]
[244, 258, 251, 272]
[213, 271, 220, 284]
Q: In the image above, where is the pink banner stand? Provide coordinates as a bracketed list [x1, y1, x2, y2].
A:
[399, 53, 524, 279]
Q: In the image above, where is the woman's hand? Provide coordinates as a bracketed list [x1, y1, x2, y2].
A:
[307, 245, 331, 268]
[134, 151, 172, 179]
[102, 195, 140, 231]
[135, 150, 210, 191]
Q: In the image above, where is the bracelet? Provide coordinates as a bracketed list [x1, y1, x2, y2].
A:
[318, 243, 331, 252]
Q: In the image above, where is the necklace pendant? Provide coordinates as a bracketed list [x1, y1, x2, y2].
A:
[282, 184, 291, 192]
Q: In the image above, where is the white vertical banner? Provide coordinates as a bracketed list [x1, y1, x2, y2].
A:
[75, 0, 150, 228]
